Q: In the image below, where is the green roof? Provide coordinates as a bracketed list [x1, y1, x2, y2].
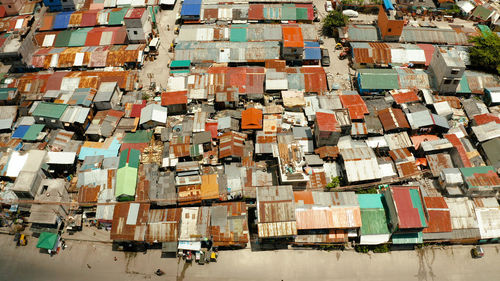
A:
[148, 6, 158, 23]
[32, 102, 68, 119]
[230, 27, 247, 42]
[22, 124, 45, 141]
[296, 8, 309, 20]
[357, 194, 385, 209]
[116, 149, 140, 200]
[358, 69, 400, 90]
[410, 188, 427, 228]
[459, 166, 495, 178]
[170, 70, 190, 74]
[391, 232, 422, 244]
[457, 74, 471, 94]
[477, 24, 492, 37]
[360, 209, 390, 235]
[54, 30, 72, 47]
[67, 28, 91, 47]
[122, 130, 153, 144]
[170, 60, 191, 68]
[472, 5, 493, 21]
[36, 232, 58, 250]
[108, 8, 129, 25]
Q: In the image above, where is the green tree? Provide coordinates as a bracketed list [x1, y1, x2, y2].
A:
[322, 11, 348, 37]
[469, 33, 500, 75]
[325, 176, 341, 191]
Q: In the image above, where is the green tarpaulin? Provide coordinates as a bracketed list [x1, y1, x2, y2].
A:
[36, 232, 58, 250]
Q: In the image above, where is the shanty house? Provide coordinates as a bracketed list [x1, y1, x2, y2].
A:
[11, 150, 47, 199]
[422, 197, 453, 241]
[32, 102, 68, 129]
[59, 106, 91, 135]
[210, 202, 249, 247]
[314, 110, 341, 147]
[139, 104, 167, 129]
[28, 179, 69, 233]
[473, 198, 500, 242]
[124, 8, 151, 43]
[339, 147, 382, 183]
[256, 186, 297, 239]
[293, 191, 361, 245]
[444, 197, 480, 243]
[241, 107, 262, 130]
[384, 186, 428, 245]
[115, 148, 140, 201]
[178, 207, 210, 252]
[146, 208, 182, 252]
[94, 82, 122, 111]
[459, 166, 500, 197]
[357, 194, 391, 245]
[282, 25, 304, 62]
[110, 203, 150, 242]
[161, 91, 188, 115]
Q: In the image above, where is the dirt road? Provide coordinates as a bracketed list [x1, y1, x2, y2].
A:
[1, 233, 499, 281]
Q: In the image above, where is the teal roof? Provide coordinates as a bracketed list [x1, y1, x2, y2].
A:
[360, 209, 390, 235]
[22, 124, 45, 141]
[37, 232, 58, 250]
[477, 24, 492, 37]
[457, 74, 471, 94]
[392, 232, 423, 244]
[410, 188, 427, 228]
[357, 194, 385, 209]
[230, 26, 247, 42]
[460, 166, 495, 178]
[108, 8, 129, 25]
[170, 70, 190, 74]
[358, 69, 400, 90]
[296, 8, 309, 20]
[32, 102, 68, 119]
[54, 30, 72, 47]
[460, 166, 497, 189]
[67, 28, 91, 47]
[78, 136, 121, 160]
[170, 60, 191, 68]
[0, 88, 16, 100]
[122, 130, 153, 144]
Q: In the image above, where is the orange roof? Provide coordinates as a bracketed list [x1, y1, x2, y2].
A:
[201, 174, 219, 200]
[161, 91, 188, 106]
[282, 25, 304, 48]
[411, 135, 440, 150]
[241, 107, 263, 129]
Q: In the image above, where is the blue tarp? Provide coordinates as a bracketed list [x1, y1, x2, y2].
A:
[304, 47, 321, 60]
[383, 0, 394, 10]
[53, 11, 73, 30]
[181, 4, 201, 16]
[304, 41, 320, 48]
[184, 0, 202, 4]
[12, 125, 29, 139]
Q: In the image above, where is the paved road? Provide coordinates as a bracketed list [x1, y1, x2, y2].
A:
[1, 234, 499, 281]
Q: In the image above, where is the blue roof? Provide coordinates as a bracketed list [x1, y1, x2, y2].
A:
[304, 41, 320, 48]
[181, 4, 201, 16]
[383, 0, 394, 10]
[184, 0, 202, 4]
[78, 137, 122, 160]
[12, 125, 30, 139]
[304, 47, 321, 60]
[53, 11, 73, 30]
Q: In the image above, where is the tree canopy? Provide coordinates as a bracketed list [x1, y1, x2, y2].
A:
[469, 33, 500, 75]
[322, 11, 348, 37]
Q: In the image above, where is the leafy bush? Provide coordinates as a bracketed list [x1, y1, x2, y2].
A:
[321, 11, 348, 37]
[469, 33, 500, 75]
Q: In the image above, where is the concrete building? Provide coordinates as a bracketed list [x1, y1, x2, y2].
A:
[124, 8, 152, 43]
[429, 47, 466, 94]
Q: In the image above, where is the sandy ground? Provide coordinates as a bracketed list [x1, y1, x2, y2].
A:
[1, 232, 500, 281]
[138, 4, 180, 90]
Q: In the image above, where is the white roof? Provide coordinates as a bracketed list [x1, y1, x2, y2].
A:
[445, 197, 478, 230]
[457, 1, 476, 14]
[6, 151, 28, 178]
[46, 152, 76, 164]
[167, 76, 186, 91]
[341, 147, 381, 182]
[140, 104, 168, 125]
[475, 208, 500, 239]
[434, 101, 453, 117]
[42, 34, 55, 47]
[472, 121, 500, 142]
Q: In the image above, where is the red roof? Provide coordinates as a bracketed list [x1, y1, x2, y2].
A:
[205, 121, 218, 139]
[315, 111, 338, 132]
[282, 25, 304, 48]
[161, 91, 188, 106]
[417, 44, 435, 66]
[241, 107, 263, 129]
[391, 186, 425, 229]
[391, 89, 420, 104]
[444, 134, 472, 167]
[474, 113, 500, 125]
[81, 11, 98, 27]
[85, 29, 102, 46]
[301, 67, 328, 94]
[248, 4, 264, 20]
[378, 107, 410, 131]
[339, 93, 369, 120]
[111, 26, 127, 45]
[130, 100, 146, 118]
[411, 135, 440, 150]
[124, 8, 146, 19]
[423, 197, 452, 233]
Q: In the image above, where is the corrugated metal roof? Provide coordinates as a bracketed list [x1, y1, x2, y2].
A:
[423, 196, 452, 234]
[145, 208, 182, 242]
[210, 202, 249, 246]
[110, 203, 149, 241]
[387, 186, 427, 230]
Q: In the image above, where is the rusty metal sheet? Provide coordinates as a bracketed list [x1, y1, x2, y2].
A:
[145, 208, 182, 243]
[110, 203, 150, 241]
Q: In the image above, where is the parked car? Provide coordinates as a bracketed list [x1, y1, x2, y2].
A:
[324, 1, 333, 12]
[321, 48, 330, 66]
[471, 246, 484, 259]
